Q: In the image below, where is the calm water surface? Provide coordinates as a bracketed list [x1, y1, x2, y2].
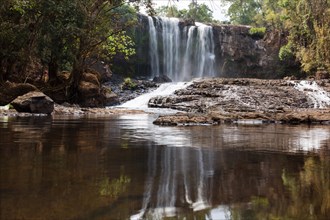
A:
[0, 114, 329, 220]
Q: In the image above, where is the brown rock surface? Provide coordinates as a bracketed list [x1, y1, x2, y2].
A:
[0, 82, 39, 105]
[11, 91, 54, 114]
[150, 78, 330, 125]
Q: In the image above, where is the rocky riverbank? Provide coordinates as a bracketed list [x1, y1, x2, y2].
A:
[150, 78, 330, 125]
[0, 103, 144, 117]
[1, 78, 330, 125]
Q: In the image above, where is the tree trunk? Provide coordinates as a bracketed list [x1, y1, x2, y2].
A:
[68, 57, 84, 103]
[48, 57, 59, 84]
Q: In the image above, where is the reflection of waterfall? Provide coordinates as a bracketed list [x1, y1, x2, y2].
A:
[131, 147, 214, 219]
[147, 17, 216, 81]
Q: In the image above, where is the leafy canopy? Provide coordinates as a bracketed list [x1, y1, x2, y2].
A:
[156, 2, 215, 23]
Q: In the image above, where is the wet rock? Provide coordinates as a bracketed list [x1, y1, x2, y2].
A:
[150, 78, 330, 125]
[152, 75, 172, 83]
[153, 113, 218, 126]
[11, 91, 54, 114]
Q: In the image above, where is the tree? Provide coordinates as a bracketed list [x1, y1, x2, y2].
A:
[155, 2, 214, 23]
[0, 0, 139, 102]
[185, 2, 214, 23]
[279, 0, 330, 73]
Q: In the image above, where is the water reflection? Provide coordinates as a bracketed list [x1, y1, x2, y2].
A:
[0, 115, 329, 219]
[131, 146, 214, 219]
[118, 114, 330, 153]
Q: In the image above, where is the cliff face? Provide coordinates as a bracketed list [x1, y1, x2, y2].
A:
[119, 15, 298, 79]
[212, 25, 297, 78]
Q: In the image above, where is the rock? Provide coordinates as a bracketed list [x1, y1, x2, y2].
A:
[0, 82, 39, 105]
[78, 81, 100, 98]
[101, 87, 119, 106]
[315, 68, 329, 80]
[152, 75, 172, 83]
[153, 113, 218, 126]
[148, 78, 330, 125]
[179, 18, 195, 27]
[81, 72, 100, 87]
[11, 91, 54, 114]
[78, 71, 103, 107]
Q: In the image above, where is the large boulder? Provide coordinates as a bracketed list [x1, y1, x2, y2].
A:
[0, 82, 39, 105]
[11, 91, 54, 114]
[78, 70, 119, 107]
[78, 71, 101, 107]
[101, 86, 119, 106]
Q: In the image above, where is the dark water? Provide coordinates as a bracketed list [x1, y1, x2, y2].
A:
[0, 114, 329, 220]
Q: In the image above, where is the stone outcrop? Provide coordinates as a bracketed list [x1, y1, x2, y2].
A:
[152, 75, 172, 83]
[0, 82, 39, 105]
[11, 91, 54, 114]
[149, 78, 330, 125]
[78, 70, 119, 107]
[212, 26, 295, 78]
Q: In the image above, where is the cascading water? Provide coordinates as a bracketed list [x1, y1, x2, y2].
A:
[293, 80, 330, 108]
[148, 17, 160, 78]
[147, 16, 216, 81]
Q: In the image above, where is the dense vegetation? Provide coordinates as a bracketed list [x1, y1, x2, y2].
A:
[222, 0, 330, 74]
[0, 0, 142, 101]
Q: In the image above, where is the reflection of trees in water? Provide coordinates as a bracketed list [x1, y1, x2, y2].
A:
[228, 155, 330, 220]
[281, 156, 330, 219]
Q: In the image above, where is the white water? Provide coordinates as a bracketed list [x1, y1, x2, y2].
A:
[119, 82, 191, 110]
[148, 16, 216, 81]
[148, 17, 160, 78]
[293, 80, 330, 108]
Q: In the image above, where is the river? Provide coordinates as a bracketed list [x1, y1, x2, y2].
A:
[0, 114, 329, 219]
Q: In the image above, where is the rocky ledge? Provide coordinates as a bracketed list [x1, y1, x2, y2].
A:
[0, 103, 143, 117]
[150, 78, 330, 125]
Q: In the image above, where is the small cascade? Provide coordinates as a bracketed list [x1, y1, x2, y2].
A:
[147, 16, 216, 81]
[119, 82, 191, 110]
[293, 80, 330, 108]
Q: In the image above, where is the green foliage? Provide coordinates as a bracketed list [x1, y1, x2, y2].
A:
[279, 42, 294, 61]
[249, 27, 266, 38]
[104, 31, 136, 61]
[224, 0, 262, 25]
[122, 77, 137, 90]
[280, 0, 330, 73]
[0, 0, 143, 101]
[155, 2, 214, 23]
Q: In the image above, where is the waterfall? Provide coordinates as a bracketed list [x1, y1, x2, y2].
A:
[147, 16, 216, 82]
[148, 17, 160, 78]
